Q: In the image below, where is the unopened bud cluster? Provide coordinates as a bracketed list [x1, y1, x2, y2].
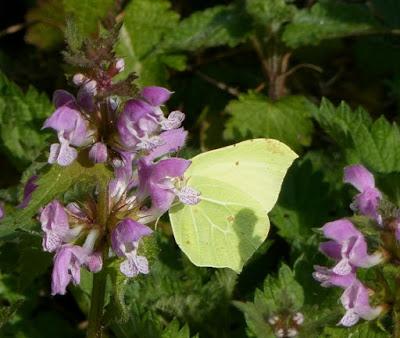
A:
[268, 312, 304, 337]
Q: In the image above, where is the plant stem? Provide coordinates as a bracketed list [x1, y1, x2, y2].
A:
[87, 184, 109, 338]
[87, 266, 108, 338]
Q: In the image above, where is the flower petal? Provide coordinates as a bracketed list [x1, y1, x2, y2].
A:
[322, 219, 361, 242]
[344, 165, 375, 192]
[141, 86, 173, 106]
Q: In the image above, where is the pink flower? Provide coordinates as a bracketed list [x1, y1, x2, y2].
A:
[320, 219, 383, 275]
[344, 165, 382, 224]
[339, 280, 383, 326]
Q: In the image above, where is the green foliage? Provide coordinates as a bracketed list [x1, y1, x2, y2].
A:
[270, 155, 335, 249]
[0, 158, 111, 240]
[116, 0, 180, 85]
[162, 320, 198, 338]
[109, 233, 238, 338]
[314, 98, 400, 174]
[5, 0, 400, 336]
[63, 0, 114, 38]
[322, 321, 388, 337]
[224, 93, 315, 153]
[235, 264, 304, 338]
[25, 0, 65, 50]
[246, 0, 297, 30]
[283, 0, 382, 48]
[0, 72, 52, 170]
[164, 4, 251, 52]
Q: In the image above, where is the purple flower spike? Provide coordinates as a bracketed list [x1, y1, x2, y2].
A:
[339, 280, 382, 326]
[0, 203, 4, 220]
[138, 158, 191, 213]
[40, 200, 70, 252]
[321, 219, 383, 274]
[313, 265, 356, 288]
[18, 175, 38, 209]
[51, 245, 87, 295]
[111, 218, 152, 278]
[141, 86, 173, 107]
[89, 142, 108, 163]
[344, 165, 382, 224]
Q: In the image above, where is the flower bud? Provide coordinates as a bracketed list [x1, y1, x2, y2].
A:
[72, 73, 86, 86]
[83, 80, 97, 96]
[89, 142, 108, 163]
[115, 58, 125, 73]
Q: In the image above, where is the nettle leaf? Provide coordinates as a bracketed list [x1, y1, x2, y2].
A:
[116, 0, 180, 85]
[234, 264, 304, 338]
[162, 320, 198, 338]
[314, 98, 400, 174]
[270, 155, 336, 249]
[282, 0, 382, 48]
[0, 72, 52, 170]
[246, 0, 297, 29]
[110, 232, 237, 337]
[0, 158, 112, 240]
[322, 321, 387, 337]
[63, 0, 114, 37]
[224, 93, 315, 153]
[169, 139, 297, 272]
[25, 0, 65, 50]
[163, 4, 251, 52]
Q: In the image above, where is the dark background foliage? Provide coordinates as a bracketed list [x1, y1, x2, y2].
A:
[0, 0, 399, 337]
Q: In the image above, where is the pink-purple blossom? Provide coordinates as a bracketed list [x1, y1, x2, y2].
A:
[320, 219, 383, 274]
[137, 157, 192, 215]
[41, 78, 199, 295]
[111, 219, 152, 277]
[89, 142, 108, 163]
[40, 200, 71, 252]
[18, 175, 38, 209]
[312, 265, 356, 288]
[344, 165, 382, 224]
[339, 280, 383, 326]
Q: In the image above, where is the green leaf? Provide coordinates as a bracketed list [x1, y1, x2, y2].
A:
[322, 321, 388, 337]
[270, 155, 335, 248]
[0, 72, 52, 170]
[234, 264, 304, 338]
[63, 0, 114, 37]
[163, 5, 251, 52]
[25, 0, 65, 50]
[246, 0, 297, 29]
[116, 0, 180, 85]
[282, 0, 382, 48]
[111, 232, 237, 338]
[224, 93, 315, 153]
[18, 236, 52, 291]
[162, 320, 198, 338]
[169, 139, 297, 272]
[314, 98, 400, 174]
[104, 263, 130, 325]
[0, 158, 112, 240]
[0, 300, 23, 329]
